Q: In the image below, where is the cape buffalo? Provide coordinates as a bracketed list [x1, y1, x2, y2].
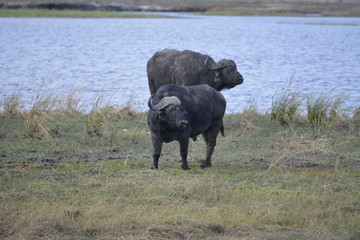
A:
[147, 84, 226, 170]
[147, 49, 244, 94]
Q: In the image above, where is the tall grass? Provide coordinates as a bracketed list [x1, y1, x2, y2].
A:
[1, 92, 22, 117]
[0, 89, 139, 146]
[271, 90, 301, 125]
[23, 93, 59, 138]
[306, 94, 345, 131]
[62, 90, 83, 115]
[85, 92, 110, 137]
[22, 91, 85, 138]
[1, 89, 356, 138]
[85, 91, 138, 138]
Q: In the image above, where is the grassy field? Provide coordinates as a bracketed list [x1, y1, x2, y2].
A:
[1, 91, 360, 239]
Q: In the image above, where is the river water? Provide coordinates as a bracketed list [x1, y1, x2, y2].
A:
[1, 15, 360, 113]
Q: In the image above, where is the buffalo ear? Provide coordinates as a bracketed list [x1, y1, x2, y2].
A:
[211, 62, 226, 70]
[214, 71, 221, 83]
[205, 56, 226, 70]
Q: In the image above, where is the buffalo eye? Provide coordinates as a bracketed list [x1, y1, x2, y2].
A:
[165, 106, 176, 115]
[159, 110, 166, 117]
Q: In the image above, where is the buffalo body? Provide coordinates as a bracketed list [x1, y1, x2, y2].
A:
[147, 49, 243, 94]
[147, 84, 226, 170]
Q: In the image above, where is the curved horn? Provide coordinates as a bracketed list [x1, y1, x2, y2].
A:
[149, 96, 181, 111]
[204, 55, 211, 68]
[204, 55, 226, 70]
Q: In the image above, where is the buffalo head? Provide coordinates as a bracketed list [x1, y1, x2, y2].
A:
[204, 56, 244, 89]
[148, 96, 188, 129]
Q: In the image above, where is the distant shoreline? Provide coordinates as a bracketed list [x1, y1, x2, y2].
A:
[1, 1, 360, 17]
[0, 2, 205, 13]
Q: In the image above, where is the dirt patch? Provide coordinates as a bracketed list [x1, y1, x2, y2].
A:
[279, 157, 334, 169]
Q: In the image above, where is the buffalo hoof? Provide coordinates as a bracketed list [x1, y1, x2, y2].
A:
[150, 166, 158, 170]
[182, 165, 190, 170]
[201, 163, 212, 169]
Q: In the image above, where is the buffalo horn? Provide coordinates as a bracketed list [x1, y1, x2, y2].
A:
[149, 96, 181, 111]
[204, 55, 226, 70]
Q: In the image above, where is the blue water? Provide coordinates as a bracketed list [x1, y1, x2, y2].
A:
[1, 15, 360, 113]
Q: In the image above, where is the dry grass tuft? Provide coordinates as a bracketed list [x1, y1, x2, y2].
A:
[1, 92, 23, 117]
[85, 111, 105, 137]
[116, 93, 139, 119]
[307, 94, 345, 132]
[23, 93, 58, 138]
[85, 92, 138, 137]
[61, 90, 83, 115]
[85, 91, 111, 137]
[271, 90, 301, 125]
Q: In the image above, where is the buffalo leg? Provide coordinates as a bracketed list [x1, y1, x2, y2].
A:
[203, 143, 215, 168]
[201, 128, 220, 168]
[151, 133, 163, 170]
[179, 138, 190, 170]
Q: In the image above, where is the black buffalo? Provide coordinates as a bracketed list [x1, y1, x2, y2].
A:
[147, 49, 244, 95]
[147, 84, 226, 170]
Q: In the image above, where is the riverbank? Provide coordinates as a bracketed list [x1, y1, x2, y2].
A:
[1, 92, 359, 239]
[1, 0, 360, 17]
[0, 8, 171, 18]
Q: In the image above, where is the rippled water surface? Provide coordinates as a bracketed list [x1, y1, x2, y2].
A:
[1, 15, 360, 113]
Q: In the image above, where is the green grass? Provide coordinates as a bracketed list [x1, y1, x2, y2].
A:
[0, 8, 171, 18]
[1, 91, 360, 239]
